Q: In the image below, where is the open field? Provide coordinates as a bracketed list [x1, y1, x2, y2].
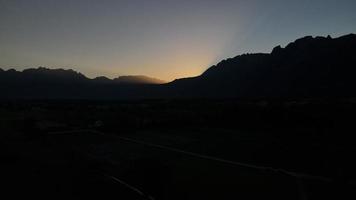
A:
[1, 100, 356, 199]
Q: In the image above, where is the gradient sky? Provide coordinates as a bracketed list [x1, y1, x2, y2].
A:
[1, 0, 355, 81]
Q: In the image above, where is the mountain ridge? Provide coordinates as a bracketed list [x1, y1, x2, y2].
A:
[166, 34, 356, 98]
[0, 67, 166, 85]
[1, 33, 356, 99]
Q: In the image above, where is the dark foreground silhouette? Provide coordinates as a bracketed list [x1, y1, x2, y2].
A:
[1, 99, 356, 199]
[1, 34, 356, 99]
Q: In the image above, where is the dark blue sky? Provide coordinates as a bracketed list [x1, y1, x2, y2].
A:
[1, 0, 355, 80]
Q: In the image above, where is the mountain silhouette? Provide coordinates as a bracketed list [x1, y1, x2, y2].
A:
[165, 34, 356, 99]
[1, 34, 356, 99]
[0, 67, 164, 99]
[113, 75, 166, 85]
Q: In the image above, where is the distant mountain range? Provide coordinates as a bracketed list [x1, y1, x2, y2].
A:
[113, 75, 166, 85]
[0, 68, 166, 85]
[1, 33, 356, 99]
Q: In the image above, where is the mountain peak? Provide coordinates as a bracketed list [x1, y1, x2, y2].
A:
[113, 75, 166, 84]
[93, 76, 112, 82]
[21, 67, 87, 79]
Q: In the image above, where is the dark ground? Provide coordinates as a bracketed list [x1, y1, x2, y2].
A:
[1, 99, 356, 199]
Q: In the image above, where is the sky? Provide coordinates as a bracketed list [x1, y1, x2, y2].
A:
[1, 0, 356, 81]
